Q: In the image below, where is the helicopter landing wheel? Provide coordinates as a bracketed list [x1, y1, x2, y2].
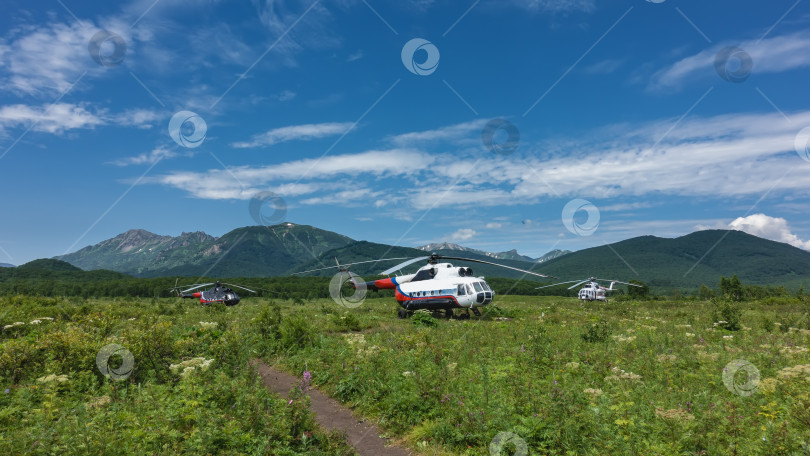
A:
[397, 308, 408, 319]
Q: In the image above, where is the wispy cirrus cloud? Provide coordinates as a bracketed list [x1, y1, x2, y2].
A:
[152, 148, 434, 199]
[232, 121, 355, 148]
[650, 31, 810, 90]
[150, 109, 810, 213]
[0, 103, 163, 136]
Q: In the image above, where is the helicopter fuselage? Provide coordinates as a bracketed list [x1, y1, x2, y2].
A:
[361, 262, 494, 311]
[183, 286, 240, 306]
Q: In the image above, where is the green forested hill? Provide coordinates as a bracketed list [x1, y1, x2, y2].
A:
[534, 230, 810, 290]
[51, 224, 810, 292]
[58, 224, 354, 278]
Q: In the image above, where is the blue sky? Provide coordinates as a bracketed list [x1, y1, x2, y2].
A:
[2, 0, 810, 265]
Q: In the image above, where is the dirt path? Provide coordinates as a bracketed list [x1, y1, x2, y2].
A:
[251, 359, 412, 456]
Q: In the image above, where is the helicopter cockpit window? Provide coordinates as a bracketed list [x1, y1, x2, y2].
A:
[473, 282, 483, 292]
[482, 282, 492, 291]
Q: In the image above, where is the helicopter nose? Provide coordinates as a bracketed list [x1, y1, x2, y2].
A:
[225, 293, 240, 306]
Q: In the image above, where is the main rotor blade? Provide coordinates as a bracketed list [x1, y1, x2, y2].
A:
[436, 256, 556, 279]
[535, 280, 584, 290]
[181, 283, 214, 293]
[293, 257, 415, 275]
[380, 256, 431, 275]
[221, 283, 256, 293]
[567, 280, 589, 290]
[596, 279, 643, 287]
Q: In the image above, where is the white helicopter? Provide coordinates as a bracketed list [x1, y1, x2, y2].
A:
[297, 254, 555, 318]
[537, 277, 642, 302]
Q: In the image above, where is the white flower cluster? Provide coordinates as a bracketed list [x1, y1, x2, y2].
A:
[198, 321, 218, 330]
[605, 366, 641, 381]
[170, 357, 214, 378]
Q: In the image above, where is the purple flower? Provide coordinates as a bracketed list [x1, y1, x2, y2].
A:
[300, 370, 312, 391]
[3, 389, 9, 394]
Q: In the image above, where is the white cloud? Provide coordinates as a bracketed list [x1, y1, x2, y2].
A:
[154, 149, 434, 199]
[151, 110, 810, 213]
[232, 122, 355, 148]
[510, 0, 595, 13]
[388, 119, 487, 147]
[650, 31, 810, 90]
[110, 146, 185, 167]
[0, 103, 162, 136]
[485, 222, 503, 229]
[0, 103, 105, 134]
[600, 202, 654, 212]
[450, 228, 477, 242]
[276, 90, 296, 102]
[0, 21, 96, 96]
[728, 213, 810, 250]
[346, 50, 363, 62]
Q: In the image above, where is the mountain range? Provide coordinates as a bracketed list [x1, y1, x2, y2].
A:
[416, 242, 570, 263]
[51, 223, 810, 291]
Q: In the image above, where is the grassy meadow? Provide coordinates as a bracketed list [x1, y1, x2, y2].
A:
[2, 293, 810, 455]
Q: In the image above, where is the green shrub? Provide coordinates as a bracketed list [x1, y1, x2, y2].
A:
[411, 310, 437, 328]
[332, 312, 361, 332]
[713, 300, 741, 331]
[581, 319, 611, 343]
[280, 314, 318, 349]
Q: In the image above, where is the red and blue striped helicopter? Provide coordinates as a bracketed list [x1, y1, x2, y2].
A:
[298, 253, 555, 318]
[171, 281, 256, 306]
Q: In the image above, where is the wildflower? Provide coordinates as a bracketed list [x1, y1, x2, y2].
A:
[87, 395, 112, 409]
[723, 335, 733, 340]
[612, 335, 636, 343]
[300, 371, 312, 391]
[447, 363, 457, 371]
[169, 357, 214, 378]
[198, 321, 218, 329]
[780, 346, 809, 356]
[657, 354, 677, 363]
[655, 407, 695, 422]
[605, 366, 641, 381]
[4, 389, 9, 394]
[36, 374, 69, 384]
[565, 361, 580, 370]
[583, 388, 602, 396]
[758, 378, 778, 394]
[777, 364, 810, 380]
[2, 322, 24, 331]
[402, 371, 414, 377]
[685, 333, 695, 337]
